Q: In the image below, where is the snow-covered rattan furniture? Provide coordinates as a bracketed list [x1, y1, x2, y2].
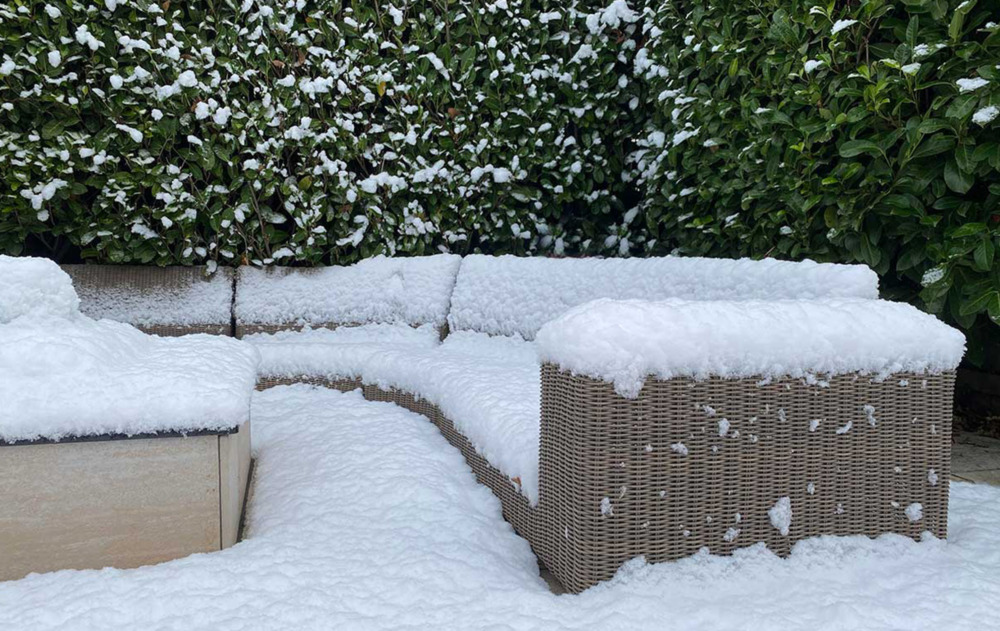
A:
[532, 299, 963, 592]
[244, 254, 964, 593]
[0, 257, 257, 582]
[61, 264, 235, 336]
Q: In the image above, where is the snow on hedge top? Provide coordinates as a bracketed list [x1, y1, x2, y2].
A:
[536, 298, 965, 398]
[236, 254, 461, 327]
[0, 316, 259, 442]
[64, 265, 233, 326]
[448, 255, 880, 339]
[0, 255, 79, 323]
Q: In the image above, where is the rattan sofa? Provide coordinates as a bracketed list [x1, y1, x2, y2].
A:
[67, 256, 959, 593]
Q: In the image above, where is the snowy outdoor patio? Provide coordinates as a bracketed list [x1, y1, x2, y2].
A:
[1, 386, 999, 630]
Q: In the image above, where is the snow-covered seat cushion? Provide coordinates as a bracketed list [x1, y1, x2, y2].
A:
[248, 323, 443, 378]
[252, 329, 542, 504]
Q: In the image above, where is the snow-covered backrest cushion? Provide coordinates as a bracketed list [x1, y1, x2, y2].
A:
[0, 255, 80, 323]
[235, 254, 462, 330]
[447, 255, 881, 340]
[62, 265, 233, 329]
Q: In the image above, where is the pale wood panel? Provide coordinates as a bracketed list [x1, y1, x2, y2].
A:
[0, 435, 221, 581]
[219, 421, 252, 549]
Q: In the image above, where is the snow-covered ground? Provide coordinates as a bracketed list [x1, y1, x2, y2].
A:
[2, 385, 999, 630]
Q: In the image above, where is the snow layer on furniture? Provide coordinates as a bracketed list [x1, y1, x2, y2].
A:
[254, 331, 542, 504]
[247, 323, 441, 378]
[537, 298, 966, 397]
[0, 255, 79, 323]
[66, 266, 233, 326]
[2, 386, 999, 631]
[235, 254, 461, 327]
[0, 315, 259, 442]
[448, 254, 881, 339]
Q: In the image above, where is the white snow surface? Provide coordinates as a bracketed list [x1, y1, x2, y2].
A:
[235, 254, 461, 327]
[0, 255, 79, 322]
[69, 267, 233, 326]
[251, 330, 542, 503]
[0, 316, 259, 441]
[2, 386, 999, 630]
[536, 298, 966, 397]
[448, 254, 880, 339]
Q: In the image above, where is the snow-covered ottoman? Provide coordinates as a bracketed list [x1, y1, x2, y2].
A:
[0, 257, 258, 582]
[62, 264, 235, 336]
[234, 254, 461, 339]
[533, 298, 965, 592]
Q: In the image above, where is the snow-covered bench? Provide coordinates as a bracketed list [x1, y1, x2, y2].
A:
[0, 257, 258, 581]
[62, 264, 235, 336]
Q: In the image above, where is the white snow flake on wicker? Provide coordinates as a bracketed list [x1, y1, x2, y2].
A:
[906, 503, 923, 522]
[769, 497, 793, 536]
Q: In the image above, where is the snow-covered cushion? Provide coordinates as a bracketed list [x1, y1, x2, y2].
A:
[536, 298, 966, 398]
[235, 254, 461, 329]
[249, 323, 443, 378]
[447, 254, 881, 339]
[62, 265, 234, 329]
[253, 329, 542, 504]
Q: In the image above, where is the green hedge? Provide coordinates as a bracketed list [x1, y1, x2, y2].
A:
[2, 0, 999, 368]
[637, 0, 1000, 369]
[1, 0, 641, 265]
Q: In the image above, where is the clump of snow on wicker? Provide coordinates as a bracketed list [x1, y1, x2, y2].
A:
[70, 267, 233, 326]
[536, 298, 966, 398]
[236, 254, 461, 327]
[0, 257, 258, 442]
[0, 255, 79, 323]
[448, 254, 880, 339]
[769, 497, 793, 536]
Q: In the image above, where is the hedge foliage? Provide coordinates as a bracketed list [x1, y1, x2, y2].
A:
[636, 0, 1000, 368]
[2, 0, 999, 367]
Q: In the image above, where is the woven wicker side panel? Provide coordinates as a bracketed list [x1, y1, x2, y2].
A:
[538, 365, 953, 593]
[138, 324, 231, 337]
[235, 322, 446, 340]
[255, 375, 363, 392]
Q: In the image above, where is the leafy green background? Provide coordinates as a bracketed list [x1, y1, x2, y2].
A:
[2, 0, 998, 372]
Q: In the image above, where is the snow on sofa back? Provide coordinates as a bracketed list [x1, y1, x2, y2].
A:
[447, 255, 880, 340]
[235, 254, 461, 334]
[61, 264, 234, 335]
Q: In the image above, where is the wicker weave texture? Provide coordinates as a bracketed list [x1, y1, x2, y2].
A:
[536, 365, 954, 593]
[254, 366, 953, 595]
[236, 321, 447, 340]
[61, 265, 234, 337]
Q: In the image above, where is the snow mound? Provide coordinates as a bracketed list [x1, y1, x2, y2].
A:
[536, 298, 965, 397]
[0, 316, 259, 442]
[235, 254, 461, 327]
[448, 255, 880, 339]
[0, 255, 79, 323]
[66, 265, 233, 326]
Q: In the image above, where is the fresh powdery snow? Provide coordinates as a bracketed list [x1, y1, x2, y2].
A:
[0, 257, 258, 442]
[67, 265, 234, 327]
[447, 254, 879, 339]
[536, 298, 965, 397]
[0, 254, 79, 322]
[1, 386, 999, 630]
[236, 254, 461, 328]
[251, 330, 542, 503]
